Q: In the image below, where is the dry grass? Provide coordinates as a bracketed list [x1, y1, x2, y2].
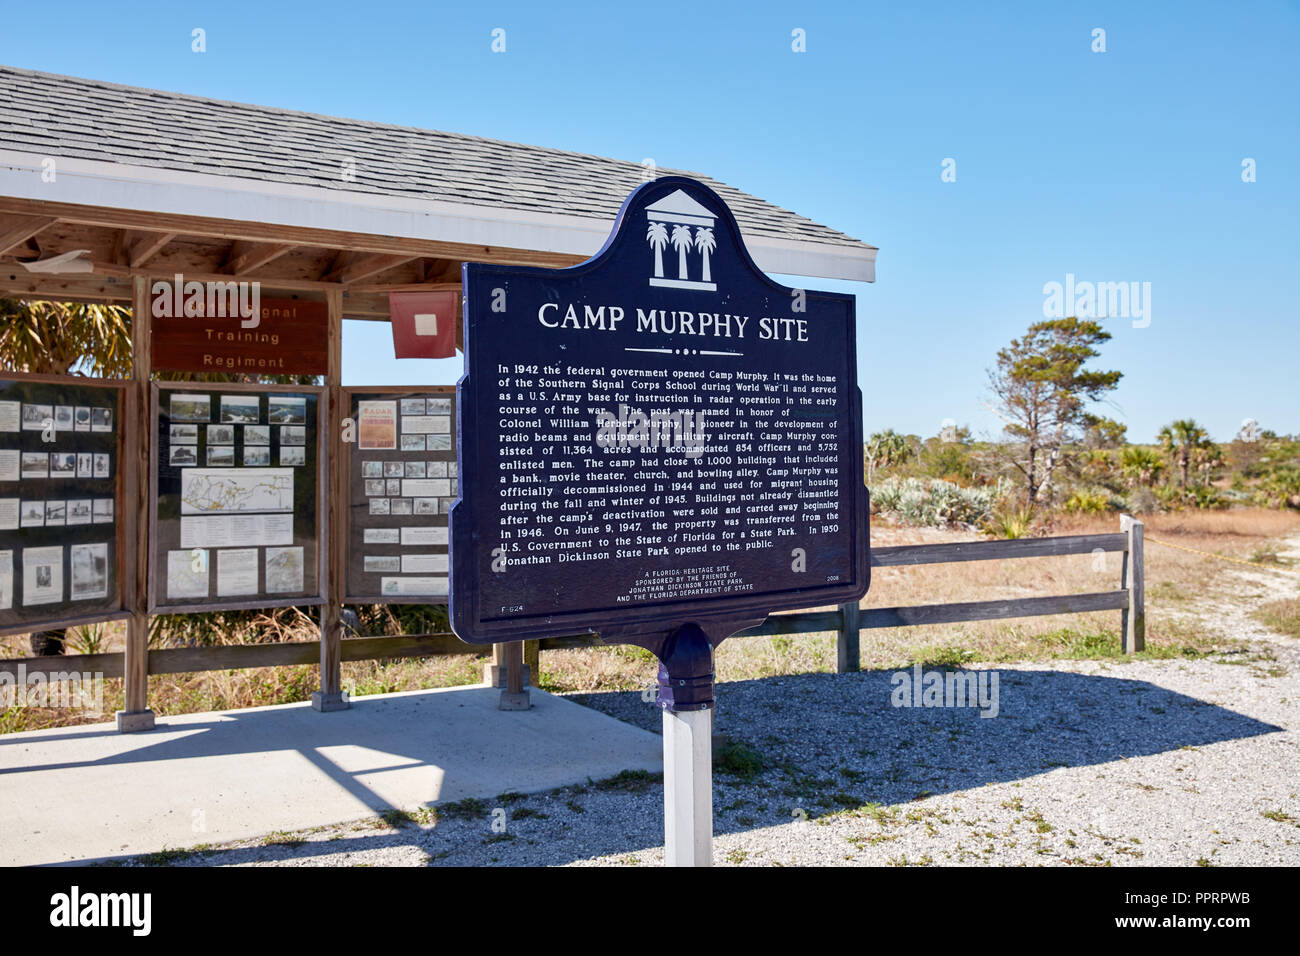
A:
[4, 508, 1297, 731]
[1254, 597, 1300, 639]
[540, 509, 1299, 690]
[0, 653, 490, 735]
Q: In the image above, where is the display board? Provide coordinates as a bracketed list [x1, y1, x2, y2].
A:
[451, 176, 869, 653]
[149, 382, 327, 613]
[341, 387, 456, 603]
[0, 373, 130, 635]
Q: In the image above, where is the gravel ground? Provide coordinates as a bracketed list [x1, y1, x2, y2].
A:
[121, 543, 1300, 868]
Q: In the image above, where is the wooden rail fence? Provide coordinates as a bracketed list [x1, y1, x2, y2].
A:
[0, 516, 1145, 684]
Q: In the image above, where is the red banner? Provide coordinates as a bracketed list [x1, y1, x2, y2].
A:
[389, 291, 459, 359]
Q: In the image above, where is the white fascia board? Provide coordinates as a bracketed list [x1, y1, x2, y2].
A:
[0, 150, 876, 283]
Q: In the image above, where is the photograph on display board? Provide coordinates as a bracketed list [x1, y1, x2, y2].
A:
[220, 395, 261, 424]
[267, 397, 306, 424]
[169, 394, 211, 421]
[21, 404, 51, 430]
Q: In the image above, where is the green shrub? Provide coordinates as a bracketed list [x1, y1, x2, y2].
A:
[1063, 489, 1112, 514]
[870, 477, 1000, 528]
[982, 503, 1036, 539]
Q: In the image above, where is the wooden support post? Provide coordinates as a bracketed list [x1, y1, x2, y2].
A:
[485, 641, 507, 686]
[498, 640, 530, 710]
[836, 600, 860, 673]
[313, 287, 348, 712]
[485, 640, 536, 688]
[1120, 514, 1145, 654]
[523, 639, 539, 688]
[117, 276, 155, 732]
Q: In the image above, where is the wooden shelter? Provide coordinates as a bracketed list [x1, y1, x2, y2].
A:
[0, 65, 878, 730]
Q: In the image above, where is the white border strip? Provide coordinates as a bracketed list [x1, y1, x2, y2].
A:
[0, 150, 875, 283]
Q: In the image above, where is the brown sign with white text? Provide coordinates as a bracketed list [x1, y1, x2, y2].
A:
[150, 283, 328, 375]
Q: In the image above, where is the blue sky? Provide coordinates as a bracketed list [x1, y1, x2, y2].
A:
[3, 0, 1296, 443]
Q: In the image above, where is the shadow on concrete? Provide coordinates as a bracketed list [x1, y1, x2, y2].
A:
[0, 685, 662, 866]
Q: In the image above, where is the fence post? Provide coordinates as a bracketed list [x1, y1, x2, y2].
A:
[836, 600, 860, 673]
[1120, 514, 1145, 654]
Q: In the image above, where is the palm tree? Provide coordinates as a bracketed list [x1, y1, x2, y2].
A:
[866, 429, 912, 482]
[1120, 446, 1164, 487]
[0, 298, 132, 377]
[670, 224, 693, 280]
[1157, 419, 1211, 489]
[694, 227, 716, 282]
[1193, 441, 1225, 485]
[646, 222, 668, 278]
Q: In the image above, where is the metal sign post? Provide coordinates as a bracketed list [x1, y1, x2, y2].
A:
[657, 623, 714, 866]
[449, 176, 870, 867]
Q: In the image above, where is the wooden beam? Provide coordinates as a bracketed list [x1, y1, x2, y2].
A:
[424, 258, 461, 283]
[221, 240, 296, 276]
[0, 197, 587, 269]
[856, 591, 1130, 629]
[0, 215, 57, 257]
[128, 231, 176, 268]
[327, 253, 420, 285]
[0, 273, 133, 302]
[317, 250, 353, 282]
[870, 533, 1129, 567]
[3, 256, 332, 293]
[348, 281, 461, 294]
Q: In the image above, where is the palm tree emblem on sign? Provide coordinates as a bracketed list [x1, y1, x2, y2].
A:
[646, 222, 669, 278]
[644, 189, 719, 291]
[670, 225, 693, 281]
[694, 227, 716, 283]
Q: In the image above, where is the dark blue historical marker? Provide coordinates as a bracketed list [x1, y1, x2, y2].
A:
[450, 176, 868, 695]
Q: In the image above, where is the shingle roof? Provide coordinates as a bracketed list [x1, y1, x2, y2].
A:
[0, 65, 873, 255]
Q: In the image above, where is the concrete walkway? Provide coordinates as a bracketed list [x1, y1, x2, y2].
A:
[0, 685, 663, 866]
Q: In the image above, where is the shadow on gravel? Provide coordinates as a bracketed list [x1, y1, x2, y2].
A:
[570, 666, 1284, 836]
[62, 668, 1285, 868]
